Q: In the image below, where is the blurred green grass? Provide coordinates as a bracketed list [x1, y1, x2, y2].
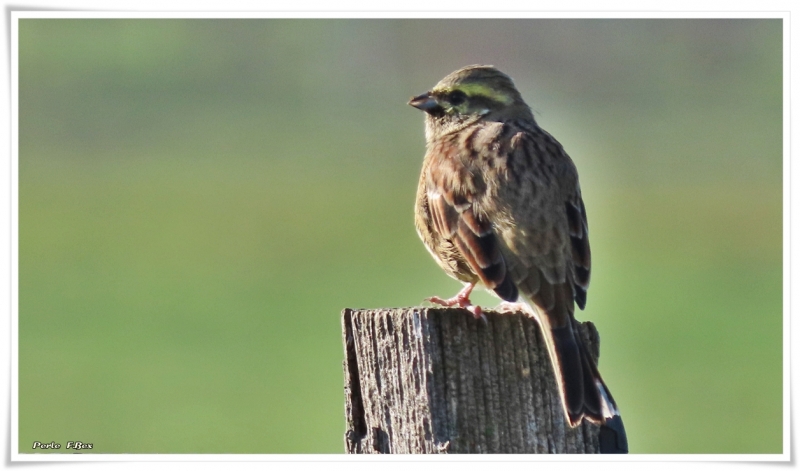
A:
[18, 18, 782, 453]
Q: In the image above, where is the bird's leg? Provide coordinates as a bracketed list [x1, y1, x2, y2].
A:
[426, 283, 483, 318]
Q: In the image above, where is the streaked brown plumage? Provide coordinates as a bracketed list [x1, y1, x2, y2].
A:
[409, 65, 618, 427]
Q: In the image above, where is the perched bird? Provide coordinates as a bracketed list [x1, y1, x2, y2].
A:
[409, 65, 618, 427]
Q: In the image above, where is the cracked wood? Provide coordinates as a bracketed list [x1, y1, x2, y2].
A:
[342, 307, 604, 454]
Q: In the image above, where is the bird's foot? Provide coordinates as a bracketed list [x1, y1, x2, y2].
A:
[495, 301, 537, 318]
[426, 295, 483, 318]
[425, 284, 483, 319]
[495, 301, 528, 314]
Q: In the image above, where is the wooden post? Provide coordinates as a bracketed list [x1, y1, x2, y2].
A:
[342, 307, 627, 454]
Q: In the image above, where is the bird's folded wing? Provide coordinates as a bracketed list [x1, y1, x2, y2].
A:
[495, 196, 589, 325]
[426, 182, 518, 302]
[565, 193, 591, 310]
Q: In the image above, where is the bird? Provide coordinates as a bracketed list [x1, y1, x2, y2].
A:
[408, 65, 618, 427]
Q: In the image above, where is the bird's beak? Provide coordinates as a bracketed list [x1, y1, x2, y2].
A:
[408, 92, 439, 112]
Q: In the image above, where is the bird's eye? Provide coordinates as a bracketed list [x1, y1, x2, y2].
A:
[448, 90, 467, 106]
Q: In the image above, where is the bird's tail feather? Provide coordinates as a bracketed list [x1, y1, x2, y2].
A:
[518, 299, 617, 427]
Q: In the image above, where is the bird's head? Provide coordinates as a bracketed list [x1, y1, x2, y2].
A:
[408, 65, 534, 141]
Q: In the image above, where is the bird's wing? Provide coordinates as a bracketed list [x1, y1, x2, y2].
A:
[425, 154, 518, 302]
[566, 192, 591, 310]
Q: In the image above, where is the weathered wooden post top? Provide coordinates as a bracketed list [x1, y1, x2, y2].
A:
[342, 307, 627, 454]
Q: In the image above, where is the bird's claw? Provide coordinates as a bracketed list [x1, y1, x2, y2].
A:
[425, 293, 484, 320]
[495, 301, 527, 314]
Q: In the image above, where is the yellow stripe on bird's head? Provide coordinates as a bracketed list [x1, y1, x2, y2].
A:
[432, 82, 515, 106]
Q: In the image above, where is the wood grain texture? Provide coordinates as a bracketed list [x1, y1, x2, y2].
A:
[342, 307, 604, 454]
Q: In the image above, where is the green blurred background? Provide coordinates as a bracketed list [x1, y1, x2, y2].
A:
[18, 18, 782, 454]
